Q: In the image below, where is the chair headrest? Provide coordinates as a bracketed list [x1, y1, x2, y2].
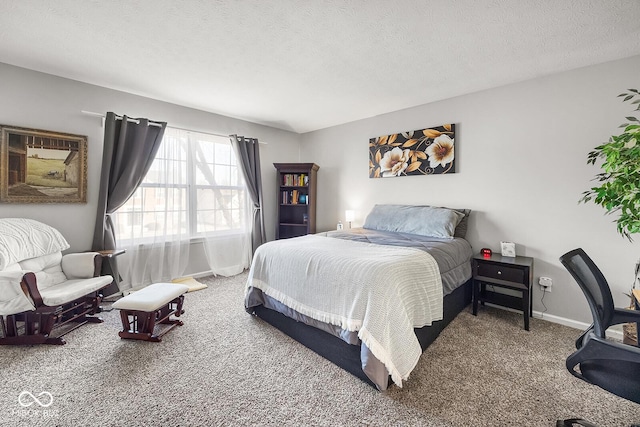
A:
[0, 218, 69, 270]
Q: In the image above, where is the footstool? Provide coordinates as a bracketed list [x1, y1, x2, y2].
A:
[112, 283, 189, 342]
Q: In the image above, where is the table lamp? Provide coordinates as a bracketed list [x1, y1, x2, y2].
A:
[345, 210, 355, 228]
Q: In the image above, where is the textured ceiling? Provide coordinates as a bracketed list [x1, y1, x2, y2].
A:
[1, 1, 639, 133]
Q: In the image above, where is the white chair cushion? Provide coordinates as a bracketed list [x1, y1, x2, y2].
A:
[19, 252, 66, 290]
[3, 262, 22, 272]
[19, 251, 62, 272]
[112, 283, 189, 312]
[40, 276, 113, 307]
[61, 252, 99, 279]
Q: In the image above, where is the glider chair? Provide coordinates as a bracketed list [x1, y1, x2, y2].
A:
[0, 218, 113, 345]
[556, 248, 640, 426]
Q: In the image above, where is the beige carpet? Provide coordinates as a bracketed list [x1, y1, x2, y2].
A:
[0, 272, 637, 427]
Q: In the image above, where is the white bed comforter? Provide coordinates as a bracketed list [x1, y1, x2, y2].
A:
[246, 234, 443, 387]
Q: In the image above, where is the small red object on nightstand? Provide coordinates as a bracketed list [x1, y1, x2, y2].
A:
[480, 248, 492, 257]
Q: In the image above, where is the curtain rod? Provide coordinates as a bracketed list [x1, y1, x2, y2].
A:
[81, 110, 267, 144]
[81, 110, 163, 127]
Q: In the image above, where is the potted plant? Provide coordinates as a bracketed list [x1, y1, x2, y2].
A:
[580, 88, 640, 345]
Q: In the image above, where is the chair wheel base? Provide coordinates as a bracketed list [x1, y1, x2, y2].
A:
[557, 418, 599, 427]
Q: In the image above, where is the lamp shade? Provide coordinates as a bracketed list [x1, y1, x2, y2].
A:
[345, 210, 355, 222]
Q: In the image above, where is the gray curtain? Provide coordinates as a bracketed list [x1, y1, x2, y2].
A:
[92, 112, 167, 251]
[230, 134, 266, 253]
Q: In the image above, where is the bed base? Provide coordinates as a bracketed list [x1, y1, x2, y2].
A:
[252, 278, 473, 388]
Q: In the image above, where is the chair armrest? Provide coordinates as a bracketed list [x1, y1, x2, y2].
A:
[611, 307, 640, 325]
[20, 272, 44, 307]
[61, 253, 103, 279]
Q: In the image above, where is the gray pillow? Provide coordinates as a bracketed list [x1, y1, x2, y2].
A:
[363, 204, 465, 239]
[451, 208, 471, 239]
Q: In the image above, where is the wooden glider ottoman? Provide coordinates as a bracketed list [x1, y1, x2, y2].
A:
[112, 283, 189, 342]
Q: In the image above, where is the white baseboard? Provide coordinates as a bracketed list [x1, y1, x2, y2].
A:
[532, 310, 624, 341]
[189, 270, 215, 279]
[483, 303, 624, 341]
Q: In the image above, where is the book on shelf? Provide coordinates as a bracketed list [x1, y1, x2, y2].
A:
[282, 189, 309, 205]
[281, 173, 308, 187]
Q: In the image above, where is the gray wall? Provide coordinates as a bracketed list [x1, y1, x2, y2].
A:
[300, 55, 640, 328]
[0, 62, 300, 252]
[3, 56, 639, 328]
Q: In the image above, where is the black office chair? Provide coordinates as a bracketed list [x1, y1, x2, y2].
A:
[557, 248, 640, 426]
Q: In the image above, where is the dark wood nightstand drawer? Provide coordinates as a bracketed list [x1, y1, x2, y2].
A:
[477, 262, 524, 283]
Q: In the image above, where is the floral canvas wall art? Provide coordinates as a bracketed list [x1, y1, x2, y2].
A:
[369, 124, 455, 178]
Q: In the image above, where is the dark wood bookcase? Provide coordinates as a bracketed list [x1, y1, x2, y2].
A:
[274, 163, 319, 239]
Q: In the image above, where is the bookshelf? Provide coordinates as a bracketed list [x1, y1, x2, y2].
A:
[274, 163, 319, 239]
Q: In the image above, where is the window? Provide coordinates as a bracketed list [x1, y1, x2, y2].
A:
[113, 127, 248, 244]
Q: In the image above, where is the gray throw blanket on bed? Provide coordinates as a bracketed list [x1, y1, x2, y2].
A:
[246, 234, 443, 387]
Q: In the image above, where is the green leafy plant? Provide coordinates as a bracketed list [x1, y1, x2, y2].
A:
[581, 89, 640, 241]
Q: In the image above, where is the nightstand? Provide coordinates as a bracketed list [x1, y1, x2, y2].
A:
[472, 253, 534, 330]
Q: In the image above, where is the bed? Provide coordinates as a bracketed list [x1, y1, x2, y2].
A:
[245, 204, 473, 390]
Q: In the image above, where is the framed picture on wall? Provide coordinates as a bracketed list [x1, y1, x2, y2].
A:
[369, 123, 455, 178]
[0, 125, 88, 203]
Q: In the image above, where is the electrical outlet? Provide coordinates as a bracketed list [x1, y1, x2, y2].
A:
[539, 276, 553, 293]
